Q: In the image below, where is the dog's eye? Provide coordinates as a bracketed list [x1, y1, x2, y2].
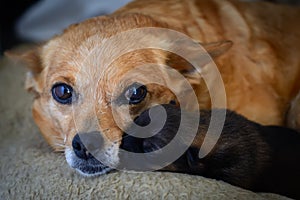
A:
[124, 83, 147, 104]
[51, 83, 74, 104]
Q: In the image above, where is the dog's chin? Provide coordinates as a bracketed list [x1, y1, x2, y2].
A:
[65, 148, 113, 177]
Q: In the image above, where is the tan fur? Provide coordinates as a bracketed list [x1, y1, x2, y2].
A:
[8, 0, 300, 170]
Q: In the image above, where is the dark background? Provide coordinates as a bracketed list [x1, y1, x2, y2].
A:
[1, 0, 39, 55]
[1, 0, 299, 55]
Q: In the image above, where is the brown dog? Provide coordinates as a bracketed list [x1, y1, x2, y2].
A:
[10, 0, 300, 177]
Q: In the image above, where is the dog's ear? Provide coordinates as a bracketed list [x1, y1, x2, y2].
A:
[166, 40, 232, 83]
[5, 47, 44, 94]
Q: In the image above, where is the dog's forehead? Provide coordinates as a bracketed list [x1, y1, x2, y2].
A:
[42, 13, 172, 98]
[46, 13, 165, 50]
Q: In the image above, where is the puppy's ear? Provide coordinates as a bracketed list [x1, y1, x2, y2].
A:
[5, 47, 44, 94]
[166, 40, 232, 83]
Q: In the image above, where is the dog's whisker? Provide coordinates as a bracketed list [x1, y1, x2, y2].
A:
[53, 143, 66, 148]
[53, 147, 65, 153]
[54, 143, 66, 147]
[63, 135, 67, 144]
[51, 135, 64, 140]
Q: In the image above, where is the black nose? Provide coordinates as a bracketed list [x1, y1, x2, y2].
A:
[72, 132, 104, 160]
[72, 134, 89, 160]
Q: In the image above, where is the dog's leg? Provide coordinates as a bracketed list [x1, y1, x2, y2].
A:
[126, 104, 300, 199]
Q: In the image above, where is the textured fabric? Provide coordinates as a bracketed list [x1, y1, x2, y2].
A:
[0, 55, 289, 199]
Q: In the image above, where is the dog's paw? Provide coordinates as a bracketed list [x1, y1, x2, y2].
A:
[137, 104, 181, 152]
[120, 133, 144, 153]
[142, 134, 172, 153]
[122, 104, 181, 153]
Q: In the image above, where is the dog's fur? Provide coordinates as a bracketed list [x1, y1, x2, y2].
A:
[121, 104, 300, 199]
[8, 0, 300, 187]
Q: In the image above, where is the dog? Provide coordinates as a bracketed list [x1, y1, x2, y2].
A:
[8, 0, 300, 182]
[121, 104, 300, 199]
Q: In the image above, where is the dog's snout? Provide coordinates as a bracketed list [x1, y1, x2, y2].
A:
[72, 132, 104, 160]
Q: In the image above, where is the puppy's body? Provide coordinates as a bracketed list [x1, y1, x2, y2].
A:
[12, 0, 300, 180]
[122, 105, 300, 199]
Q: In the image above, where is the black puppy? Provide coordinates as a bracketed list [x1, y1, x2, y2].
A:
[120, 104, 300, 199]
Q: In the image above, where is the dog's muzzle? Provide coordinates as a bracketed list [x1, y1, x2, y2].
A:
[65, 131, 117, 176]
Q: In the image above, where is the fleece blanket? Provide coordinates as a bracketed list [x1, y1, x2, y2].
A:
[0, 55, 290, 199]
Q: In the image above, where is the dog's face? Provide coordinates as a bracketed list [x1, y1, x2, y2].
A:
[17, 14, 231, 176]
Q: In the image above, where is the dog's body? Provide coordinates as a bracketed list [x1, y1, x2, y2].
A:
[121, 104, 300, 199]
[114, 0, 300, 127]
[10, 0, 300, 194]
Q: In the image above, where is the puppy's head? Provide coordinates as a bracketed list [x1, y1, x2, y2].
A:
[14, 13, 231, 176]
